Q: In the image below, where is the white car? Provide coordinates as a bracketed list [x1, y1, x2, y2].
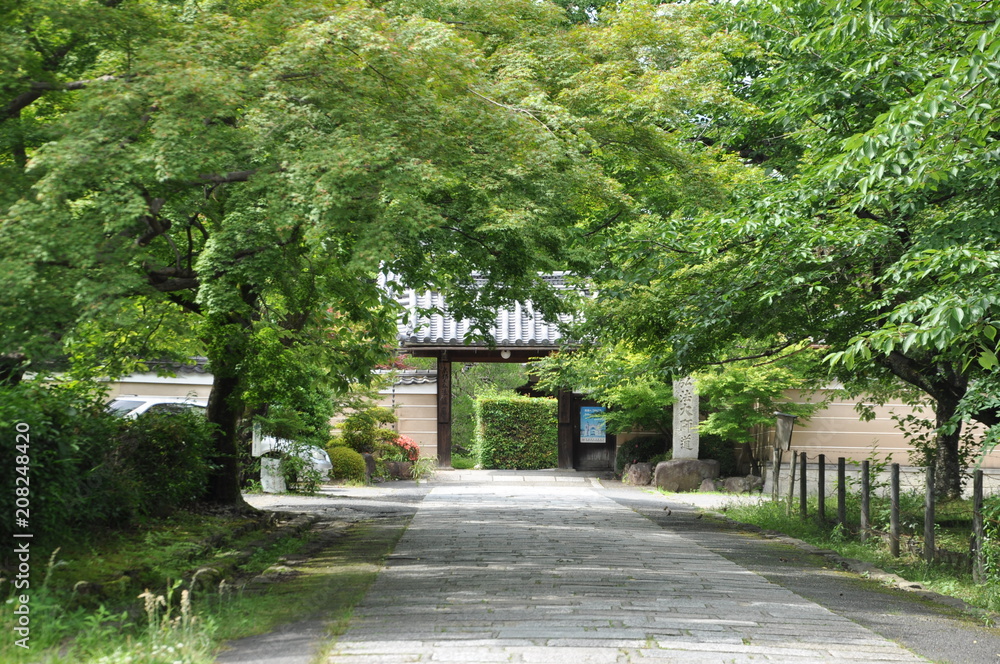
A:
[107, 396, 208, 418]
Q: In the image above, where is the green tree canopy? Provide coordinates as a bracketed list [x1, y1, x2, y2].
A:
[1, 0, 627, 502]
[570, 0, 1000, 497]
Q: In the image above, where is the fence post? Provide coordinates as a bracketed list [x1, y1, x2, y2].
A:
[890, 463, 900, 558]
[837, 457, 847, 528]
[860, 459, 870, 543]
[817, 454, 826, 522]
[787, 451, 797, 517]
[772, 448, 782, 502]
[973, 469, 985, 583]
[925, 465, 935, 564]
[799, 452, 808, 519]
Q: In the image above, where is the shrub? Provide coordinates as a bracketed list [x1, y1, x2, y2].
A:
[699, 433, 738, 477]
[339, 406, 397, 453]
[112, 409, 214, 514]
[0, 381, 214, 555]
[0, 382, 124, 542]
[648, 451, 672, 466]
[379, 435, 420, 463]
[614, 435, 671, 475]
[474, 395, 557, 470]
[326, 436, 350, 450]
[329, 446, 367, 483]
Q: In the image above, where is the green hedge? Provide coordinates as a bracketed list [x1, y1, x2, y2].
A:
[474, 395, 557, 470]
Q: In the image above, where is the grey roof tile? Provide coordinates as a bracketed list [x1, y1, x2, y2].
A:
[388, 274, 573, 348]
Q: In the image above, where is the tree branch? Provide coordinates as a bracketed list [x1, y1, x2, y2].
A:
[877, 351, 944, 401]
[149, 277, 200, 292]
[4, 76, 122, 122]
[703, 338, 802, 366]
[135, 197, 169, 247]
[442, 225, 501, 257]
[583, 210, 623, 237]
[3, 89, 44, 122]
[196, 169, 256, 184]
[164, 292, 202, 315]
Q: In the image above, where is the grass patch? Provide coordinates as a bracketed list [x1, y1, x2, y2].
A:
[719, 495, 1000, 615]
[451, 453, 476, 470]
[1, 509, 408, 664]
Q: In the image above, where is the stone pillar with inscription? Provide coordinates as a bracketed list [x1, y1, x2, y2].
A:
[672, 377, 699, 459]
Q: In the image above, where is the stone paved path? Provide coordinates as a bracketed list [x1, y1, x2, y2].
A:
[328, 483, 929, 663]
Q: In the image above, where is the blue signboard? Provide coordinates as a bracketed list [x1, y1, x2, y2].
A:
[580, 406, 607, 444]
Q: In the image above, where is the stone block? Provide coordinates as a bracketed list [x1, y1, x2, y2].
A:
[698, 478, 717, 492]
[722, 475, 764, 494]
[623, 462, 654, 486]
[385, 460, 413, 480]
[260, 457, 286, 493]
[654, 459, 721, 492]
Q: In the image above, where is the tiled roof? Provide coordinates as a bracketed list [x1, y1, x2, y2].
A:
[388, 274, 574, 348]
[146, 356, 211, 374]
[375, 369, 438, 385]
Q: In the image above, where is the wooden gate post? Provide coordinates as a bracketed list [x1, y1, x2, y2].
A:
[436, 352, 452, 468]
[557, 389, 573, 470]
[799, 452, 808, 520]
[786, 451, 797, 517]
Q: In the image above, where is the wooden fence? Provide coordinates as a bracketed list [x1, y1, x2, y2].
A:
[786, 453, 991, 582]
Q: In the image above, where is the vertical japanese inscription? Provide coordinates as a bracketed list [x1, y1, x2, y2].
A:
[672, 377, 699, 459]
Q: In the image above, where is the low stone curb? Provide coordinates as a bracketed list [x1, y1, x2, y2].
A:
[698, 507, 1000, 626]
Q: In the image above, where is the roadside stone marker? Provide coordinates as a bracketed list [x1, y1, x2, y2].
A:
[672, 376, 699, 459]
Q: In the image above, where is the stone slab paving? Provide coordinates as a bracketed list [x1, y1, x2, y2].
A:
[327, 484, 928, 663]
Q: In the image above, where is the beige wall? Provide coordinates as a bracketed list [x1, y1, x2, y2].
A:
[104, 372, 213, 401]
[377, 391, 438, 457]
[782, 388, 1000, 468]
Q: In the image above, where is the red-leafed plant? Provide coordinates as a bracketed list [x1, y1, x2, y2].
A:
[388, 435, 420, 463]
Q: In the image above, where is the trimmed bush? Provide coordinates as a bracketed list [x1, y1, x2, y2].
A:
[474, 395, 557, 470]
[339, 406, 398, 453]
[614, 435, 671, 475]
[329, 446, 367, 482]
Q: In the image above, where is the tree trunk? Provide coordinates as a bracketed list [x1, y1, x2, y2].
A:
[934, 393, 964, 501]
[203, 285, 258, 507]
[205, 368, 249, 506]
[877, 352, 970, 500]
[0, 354, 26, 387]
